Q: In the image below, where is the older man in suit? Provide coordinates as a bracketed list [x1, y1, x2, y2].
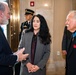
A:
[0, 2, 28, 75]
[63, 10, 76, 75]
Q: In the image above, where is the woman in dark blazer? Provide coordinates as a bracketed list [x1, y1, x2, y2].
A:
[18, 14, 51, 75]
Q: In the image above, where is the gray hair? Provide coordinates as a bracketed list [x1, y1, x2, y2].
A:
[0, 2, 8, 12]
[69, 10, 76, 19]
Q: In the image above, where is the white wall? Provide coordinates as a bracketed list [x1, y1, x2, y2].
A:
[19, 0, 74, 75]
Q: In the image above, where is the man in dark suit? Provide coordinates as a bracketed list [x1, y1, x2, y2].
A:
[19, 9, 35, 40]
[0, 2, 28, 75]
[62, 26, 72, 56]
[62, 10, 76, 75]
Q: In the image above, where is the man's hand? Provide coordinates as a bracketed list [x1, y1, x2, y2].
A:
[62, 50, 67, 55]
[14, 48, 29, 62]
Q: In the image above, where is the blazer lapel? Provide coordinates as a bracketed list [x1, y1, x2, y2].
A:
[34, 36, 43, 63]
[67, 35, 73, 58]
[27, 32, 33, 61]
[0, 26, 8, 42]
[0, 26, 3, 33]
[67, 35, 72, 51]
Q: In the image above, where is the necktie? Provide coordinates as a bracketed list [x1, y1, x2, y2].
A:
[28, 22, 30, 27]
[72, 32, 76, 41]
[72, 32, 76, 38]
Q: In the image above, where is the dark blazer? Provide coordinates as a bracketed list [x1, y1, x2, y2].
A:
[62, 26, 76, 75]
[0, 27, 17, 75]
[65, 32, 76, 75]
[62, 26, 72, 51]
[19, 21, 30, 41]
[21, 21, 30, 30]
[18, 31, 50, 75]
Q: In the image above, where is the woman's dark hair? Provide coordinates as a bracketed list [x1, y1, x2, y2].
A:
[26, 14, 51, 45]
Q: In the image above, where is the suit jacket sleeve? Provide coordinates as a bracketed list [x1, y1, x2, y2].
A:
[0, 36, 17, 67]
[62, 26, 67, 50]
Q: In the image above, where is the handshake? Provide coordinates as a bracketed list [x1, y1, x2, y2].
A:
[14, 48, 29, 62]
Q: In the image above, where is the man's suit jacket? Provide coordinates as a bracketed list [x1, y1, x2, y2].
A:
[62, 26, 73, 60]
[65, 32, 76, 75]
[21, 21, 30, 31]
[18, 31, 50, 75]
[19, 21, 30, 41]
[62, 26, 72, 51]
[0, 27, 17, 75]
